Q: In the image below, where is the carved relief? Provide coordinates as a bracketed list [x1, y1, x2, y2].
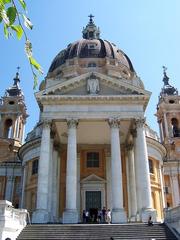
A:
[87, 73, 99, 94]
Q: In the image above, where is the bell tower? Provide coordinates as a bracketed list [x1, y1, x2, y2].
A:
[0, 70, 28, 207]
[156, 67, 180, 207]
[0, 70, 27, 144]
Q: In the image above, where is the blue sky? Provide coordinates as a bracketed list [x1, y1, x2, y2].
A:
[0, 0, 180, 137]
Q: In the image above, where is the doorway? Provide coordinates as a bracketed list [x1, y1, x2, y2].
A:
[86, 191, 101, 222]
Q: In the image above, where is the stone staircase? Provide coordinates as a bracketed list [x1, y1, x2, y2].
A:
[17, 223, 178, 240]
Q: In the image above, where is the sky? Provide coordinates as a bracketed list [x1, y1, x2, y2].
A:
[0, 0, 180, 137]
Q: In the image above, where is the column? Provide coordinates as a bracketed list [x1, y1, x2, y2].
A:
[105, 150, 112, 210]
[171, 174, 180, 207]
[63, 119, 78, 223]
[159, 165, 166, 209]
[5, 176, 15, 202]
[163, 113, 169, 138]
[51, 147, 59, 222]
[108, 118, 127, 223]
[127, 144, 137, 221]
[32, 120, 51, 223]
[20, 165, 27, 208]
[134, 118, 156, 222]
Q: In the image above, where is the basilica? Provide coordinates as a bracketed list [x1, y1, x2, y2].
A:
[0, 16, 179, 224]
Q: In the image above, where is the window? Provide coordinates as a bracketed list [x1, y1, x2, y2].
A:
[164, 186, 169, 194]
[171, 118, 180, 137]
[88, 62, 96, 67]
[32, 159, 38, 175]
[86, 152, 99, 168]
[4, 119, 13, 138]
[148, 159, 154, 174]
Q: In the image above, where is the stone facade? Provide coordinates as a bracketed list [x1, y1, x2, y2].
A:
[0, 18, 179, 227]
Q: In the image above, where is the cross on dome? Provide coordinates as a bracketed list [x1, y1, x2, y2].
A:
[88, 14, 94, 23]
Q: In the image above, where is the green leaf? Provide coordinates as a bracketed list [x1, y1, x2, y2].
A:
[1, 8, 10, 25]
[18, 0, 26, 10]
[6, 6, 16, 25]
[29, 56, 43, 74]
[11, 24, 23, 39]
[4, 23, 9, 38]
[23, 14, 33, 29]
[1, 0, 11, 4]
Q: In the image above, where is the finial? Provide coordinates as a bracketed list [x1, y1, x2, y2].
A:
[13, 67, 20, 86]
[162, 65, 169, 85]
[88, 14, 94, 24]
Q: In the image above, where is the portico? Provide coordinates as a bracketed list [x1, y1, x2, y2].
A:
[32, 94, 155, 223]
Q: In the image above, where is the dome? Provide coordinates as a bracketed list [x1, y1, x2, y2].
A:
[48, 39, 134, 73]
[48, 16, 135, 79]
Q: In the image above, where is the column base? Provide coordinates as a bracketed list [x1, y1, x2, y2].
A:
[130, 215, 137, 222]
[140, 208, 157, 223]
[62, 209, 78, 224]
[32, 209, 50, 223]
[111, 208, 127, 223]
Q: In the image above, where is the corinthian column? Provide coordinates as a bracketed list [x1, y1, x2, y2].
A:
[134, 118, 156, 222]
[63, 119, 78, 223]
[127, 144, 137, 221]
[108, 118, 127, 223]
[32, 120, 51, 223]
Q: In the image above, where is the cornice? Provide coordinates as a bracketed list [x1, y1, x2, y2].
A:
[146, 136, 166, 157]
[18, 137, 41, 158]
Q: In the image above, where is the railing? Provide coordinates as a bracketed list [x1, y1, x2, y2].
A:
[164, 205, 180, 237]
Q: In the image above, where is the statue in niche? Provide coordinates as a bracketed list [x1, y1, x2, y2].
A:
[87, 73, 99, 94]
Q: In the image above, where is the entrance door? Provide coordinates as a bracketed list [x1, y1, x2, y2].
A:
[86, 191, 101, 222]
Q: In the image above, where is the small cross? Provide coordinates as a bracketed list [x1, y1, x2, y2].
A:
[88, 14, 94, 23]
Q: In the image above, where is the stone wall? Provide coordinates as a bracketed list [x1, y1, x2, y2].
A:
[0, 200, 27, 240]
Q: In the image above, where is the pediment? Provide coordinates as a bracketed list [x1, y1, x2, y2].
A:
[81, 174, 106, 183]
[36, 72, 151, 98]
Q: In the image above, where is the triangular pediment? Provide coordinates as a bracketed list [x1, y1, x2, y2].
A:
[36, 72, 151, 98]
[81, 174, 106, 183]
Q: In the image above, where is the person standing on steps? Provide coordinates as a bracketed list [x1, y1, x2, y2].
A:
[106, 209, 111, 224]
[148, 215, 153, 226]
[102, 206, 106, 223]
[82, 210, 86, 223]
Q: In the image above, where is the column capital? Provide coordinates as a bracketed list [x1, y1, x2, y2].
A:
[67, 118, 78, 129]
[126, 143, 134, 151]
[108, 118, 120, 129]
[42, 119, 52, 128]
[135, 117, 146, 128]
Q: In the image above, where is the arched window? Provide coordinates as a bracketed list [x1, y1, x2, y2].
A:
[4, 119, 13, 138]
[148, 159, 154, 174]
[171, 118, 180, 137]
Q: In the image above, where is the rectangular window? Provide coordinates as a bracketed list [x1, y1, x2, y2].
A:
[164, 186, 169, 194]
[148, 159, 154, 174]
[86, 152, 99, 168]
[32, 159, 38, 175]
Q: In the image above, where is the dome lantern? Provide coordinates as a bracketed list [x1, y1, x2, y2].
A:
[82, 14, 100, 40]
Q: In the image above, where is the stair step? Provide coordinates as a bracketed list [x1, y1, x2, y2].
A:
[17, 223, 178, 240]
